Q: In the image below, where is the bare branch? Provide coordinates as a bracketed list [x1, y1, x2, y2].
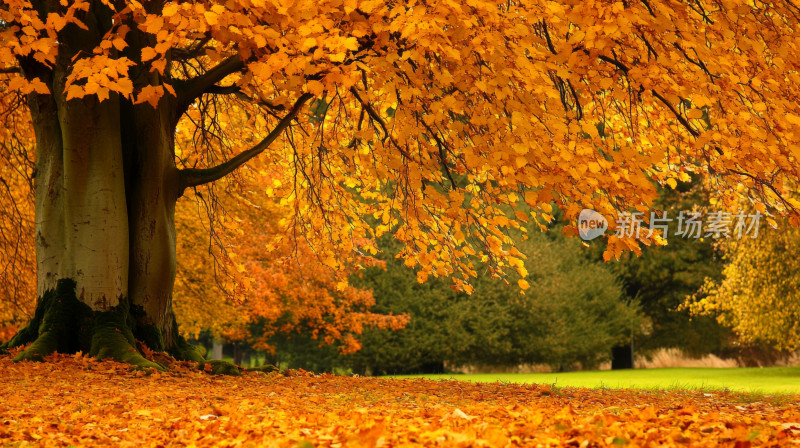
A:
[179, 93, 314, 190]
[349, 87, 390, 140]
[651, 90, 699, 137]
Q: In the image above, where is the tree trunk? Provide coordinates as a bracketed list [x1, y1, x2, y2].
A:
[611, 344, 634, 370]
[3, 22, 202, 368]
[212, 340, 224, 360]
[233, 343, 244, 366]
[120, 96, 204, 363]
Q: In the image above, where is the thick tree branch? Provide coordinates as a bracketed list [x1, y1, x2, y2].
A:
[176, 54, 245, 107]
[0, 67, 20, 74]
[205, 84, 241, 95]
[179, 93, 313, 189]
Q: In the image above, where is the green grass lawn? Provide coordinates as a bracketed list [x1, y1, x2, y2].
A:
[393, 367, 800, 394]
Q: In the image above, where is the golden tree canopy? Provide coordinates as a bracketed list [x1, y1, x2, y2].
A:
[2, 0, 800, 295]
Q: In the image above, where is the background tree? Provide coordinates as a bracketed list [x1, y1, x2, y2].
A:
[2, 0, 800, 368]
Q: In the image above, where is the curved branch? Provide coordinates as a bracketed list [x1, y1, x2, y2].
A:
[175, 54, 244, 111]
[179, 93, 314, 190]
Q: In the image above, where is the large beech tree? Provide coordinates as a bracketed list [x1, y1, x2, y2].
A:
[1, 0, 800, 367]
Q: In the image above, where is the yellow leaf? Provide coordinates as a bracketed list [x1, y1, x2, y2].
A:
[30, 78, 50, 94]
[162, 3, 179, 17]
[65, 84, 84, 100]
[300, 38, 317, 52]
[512, 143, 528, 155]
[306, 80, 325, 96]
[135, 85, 164, 108]
[112, 38, 127, 51]
[524, 191, 537, 206]
[486, 235, 502, 252]
[343, 37, 359, 51]
[7, 77, 26, 91]
[83, 81, 99, 95]
[140, 47, 157, 62]
[97, 87, 110, 102]
[686, 109, 703, 119]
[204, 11, 218, 26]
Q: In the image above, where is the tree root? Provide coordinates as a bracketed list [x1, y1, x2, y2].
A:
[90, 302, 164, 371]
[13, 279, 92, 362]
[247, 364, 280, 373]
[9, 279, 162, 370]
[168, 328, 206, 364]
[3, 279, 269, 376]
[198, 359, 241, 376]
[144, 319, 240, 375]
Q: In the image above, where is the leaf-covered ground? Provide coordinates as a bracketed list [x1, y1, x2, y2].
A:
[1, 354, 799, 447]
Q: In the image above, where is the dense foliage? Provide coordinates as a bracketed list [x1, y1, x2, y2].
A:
[4, 0, 800, 298]
[173, 171, 409, 353]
